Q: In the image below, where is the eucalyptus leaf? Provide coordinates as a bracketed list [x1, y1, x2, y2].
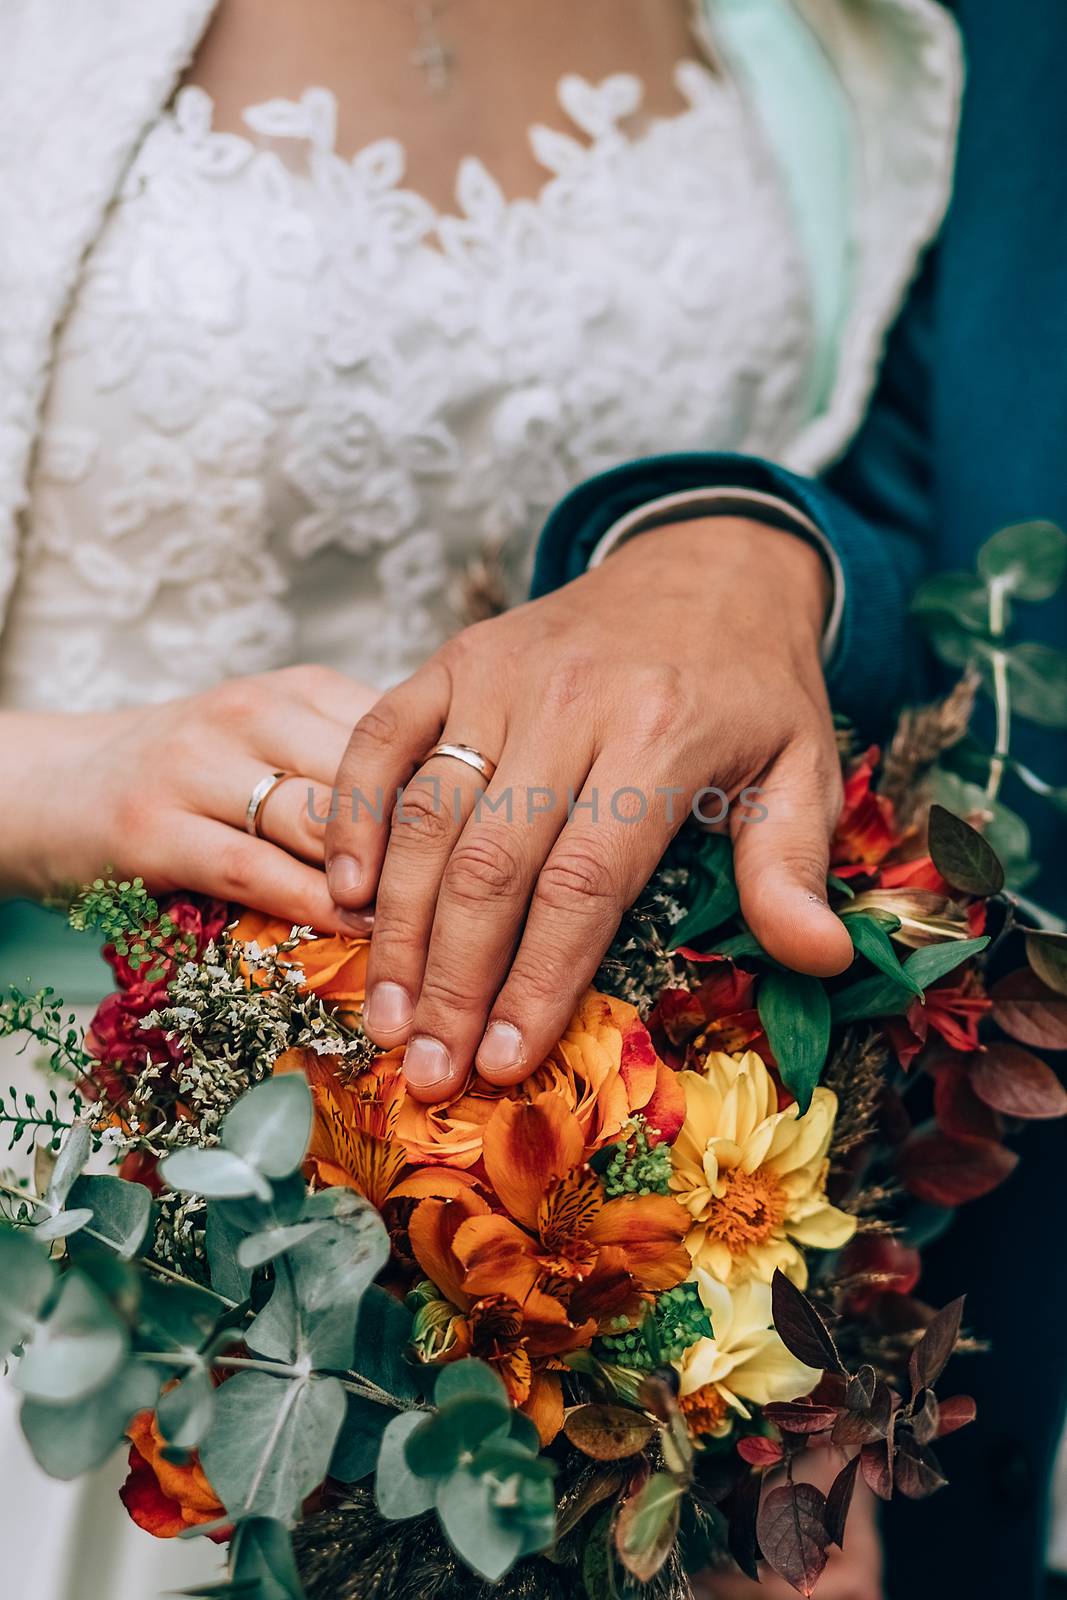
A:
[68, 1174, 153, 1260]
[757, 970, 830, 1113]
[1005, 641, 1067, 727]
[911, 570, 991, 633]
[206, 1204, 254, 1304]
[20, 1360, 161, 1479]
[329, 1392, 396, 1483]
[136, 1277, 223, 1360]
[157, 1365, 216, 1450]
[160, 1147, 272, 1203]
[977, 520, 1067, 601]
[845, 914, 923, 998]
[405, 1396, 510, 1478]
[435, 1466, 523, 1582]
[200, 1369, 344, 1527]
[375, 1410, 437, 1520]
[221, 1073, 313, 1181]
[434, 1358, 508, 1409]
[45, 1123, 92, 1209]
[32, 1207, 95, 1243]
[353, 1286, 421, 1400]
[237, 1220, 325, 1271]
[247, 1209, 389, 1370]
[14, 1270, 128, 1404]
[228, 1518, 305, 1600]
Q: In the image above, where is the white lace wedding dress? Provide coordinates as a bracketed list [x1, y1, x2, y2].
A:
[0, 5, 961, 1590]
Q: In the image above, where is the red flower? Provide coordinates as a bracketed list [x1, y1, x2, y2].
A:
[884, 973, 992, 1070]
[648, 961, 764, 1068]
[879, 855, 950, 894]
[83, 981, 183, 1108]
[106, 895, 228, 989]
[831, 747, 899, 878]
[120, 1412, 228, 1541]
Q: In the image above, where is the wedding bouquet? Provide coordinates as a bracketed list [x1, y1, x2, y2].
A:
[3, 525, 1067, 1600]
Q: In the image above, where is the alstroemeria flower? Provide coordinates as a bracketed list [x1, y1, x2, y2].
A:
[407, 1091, 690, 1442]
[831, 746, 900, 878]
[396, 989, 684, 1170]
[670, 1050, 856, 1287]
[884, 972, 992, 1069]
[648, 961, 765, 1069]
[842, 887, 970, 948]
[674, 1273, 821, 1437]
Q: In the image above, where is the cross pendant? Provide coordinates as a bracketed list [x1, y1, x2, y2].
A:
[411, 36, 455, 97]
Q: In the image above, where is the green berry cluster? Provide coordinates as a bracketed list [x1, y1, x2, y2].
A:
[599, 1281, 712, 1369]
[599, 1118, 673, 1198]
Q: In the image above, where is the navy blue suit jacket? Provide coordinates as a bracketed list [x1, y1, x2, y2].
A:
[531, 3, 1067, 1592]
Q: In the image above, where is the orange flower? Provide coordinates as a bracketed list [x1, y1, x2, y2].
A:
[273, 1047, 475, 1212]
[408, 1092, 691, 1441]
[120, 1409, 227, 1541]
[231, 910, 370, 1008]
[831, 746, 900, 878]
[396, 989, 685, 1170]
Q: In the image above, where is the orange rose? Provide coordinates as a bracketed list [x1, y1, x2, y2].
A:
[396, 988, 685, 1169]
[120, 1408, 227, 1541]
[230, 909, 370, 1008]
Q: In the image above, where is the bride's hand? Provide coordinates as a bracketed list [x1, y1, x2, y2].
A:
[324, 518, 854, 1101]
[1, 665, 378, 931]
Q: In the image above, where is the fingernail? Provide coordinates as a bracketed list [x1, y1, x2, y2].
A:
[404, 1035, 452, 1088]
[328, 854, 362, 900]
[339, 909, 375, 935]
[476, 1021, 525, 1078]
[364, 981, 413, 1037]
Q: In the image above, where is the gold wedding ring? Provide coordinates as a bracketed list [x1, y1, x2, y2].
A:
[245, 770, 296, 838]
[424, 742, 497, 782]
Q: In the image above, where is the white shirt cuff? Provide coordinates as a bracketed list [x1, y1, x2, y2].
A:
[586, 487, 844, 666]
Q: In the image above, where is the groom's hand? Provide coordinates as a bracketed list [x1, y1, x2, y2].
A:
[325, 518, 853, 1102]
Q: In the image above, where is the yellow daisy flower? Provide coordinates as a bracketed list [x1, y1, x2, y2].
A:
[670, 1048, 856, 1287]
[674, 1272, 822, 1437]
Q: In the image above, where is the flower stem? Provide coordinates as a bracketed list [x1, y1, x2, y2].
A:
[985, 576, 1012, 804]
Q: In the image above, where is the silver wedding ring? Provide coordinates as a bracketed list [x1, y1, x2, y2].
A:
[425, 742, 497, 782]
[245, 770, 296, 838]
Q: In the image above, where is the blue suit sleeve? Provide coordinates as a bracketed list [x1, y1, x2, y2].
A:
[530, 259, 937, 732]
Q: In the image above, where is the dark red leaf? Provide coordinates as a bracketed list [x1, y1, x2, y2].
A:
[894, 1432, 947, 1499]
[824, 1454, 861, 1549]
[771, 1269, 844, 1375]
[898, 1131, 1018, 1204]
[762, 1402, 840, 1436]
[990, 969, 1067, 1050]
[909, 1297, 964, 1396]
[756, 1482, 830, 1597]
[809, 1374, 849, 1408]
[970, 1042, 1067, 1119]
[936, 1395, 977, 1437]
[933, 1062, 1002, 1142]
[737, 1436, 784, 1467]
[910, 1389, 940, 1445]
[860, 1439, 894, 1501]
[832, 1379, 893, 1447]
[845, 1367, 877, 1411]
[727, 1471, 764, 1581]
[840, 1237, 921, 1314]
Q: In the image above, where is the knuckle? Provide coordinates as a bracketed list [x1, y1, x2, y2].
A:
[543, 655, 594, 716]
[534, 838, 617, 915]
[417, 967, 485, 1020]
[213, 842, 256, 901]
[630, 664, 686, 743]
[391, 780, 453, 846]
[444, 831, 526, 904]
[206, 675, 262, 724]
[499, 955, 570, 1014]
[281, 661, 347, 700]
[350, 699, 400, 755]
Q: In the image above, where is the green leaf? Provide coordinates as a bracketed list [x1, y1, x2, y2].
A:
[32, 1208, 95, 1243]
[436, 1467, 524, 1582]
[433, 1358, 508, 1409]
[911, 570, 991, 633]
[845, 914, 923, 998]
[200, 1369, 344, 1527]
[615, 1472, 683, 1583]
[20, 1360, 161, 1479]
[237, 1221, 325, 1271]
[137, 1277, 222, 1358]
[977, 520, 1067, 601]
[666, 836, 739, 952]
[160, 1147, 272, 1202]
[329, 1392, 395, 1483]
[45, 1124, 92, 1209]
[157, 1365, 216, 1450]
[1005, 641, 1067, 727]
[14, 1270, 128, 1404]
[405, 1396, 511, 1478]
[353, 1286, 421, 1400]
[221, 1073, 313, 1181]
[826, 875, 855, 900]
[206, 1204, 254, 1303]
[831, 935, 990, 1024]
[927, 804, 1005, 896]
[228, 1518, 305, 1600]
[1026, 932, 1067, 998]
[757, 970, 831, 1113]
[68, 1174, 153, 1260]
[247, 1208, 389, 1370]
[375, 1410, 437, 1520]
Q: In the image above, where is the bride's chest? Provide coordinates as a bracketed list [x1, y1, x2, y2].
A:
[11, 68, 813, 705]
